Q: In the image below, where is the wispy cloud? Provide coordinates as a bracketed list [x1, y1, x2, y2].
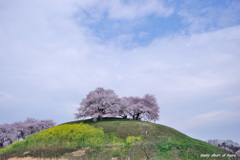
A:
[76, 0, 173, 22]
[0, 91, 13, 102]
[194, 110, 239, 123]
[224, 96, 240, 103]
[178, 1, 240, 33]
[166, 109, 240, 132]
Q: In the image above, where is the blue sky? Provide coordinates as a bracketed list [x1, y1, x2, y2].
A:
[0, 0, 240, 143]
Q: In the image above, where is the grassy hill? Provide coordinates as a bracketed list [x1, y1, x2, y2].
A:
[0, 118, 229, 160]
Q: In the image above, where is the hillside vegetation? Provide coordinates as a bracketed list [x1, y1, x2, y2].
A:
[0, 118, 229, 160]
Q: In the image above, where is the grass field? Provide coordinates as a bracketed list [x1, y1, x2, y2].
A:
[0, 118, 230, 160]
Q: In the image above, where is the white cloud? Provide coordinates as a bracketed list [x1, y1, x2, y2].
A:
[1, 1, 239, 98]
[74, 0, 173, 22]
[106, 0, 173, 20]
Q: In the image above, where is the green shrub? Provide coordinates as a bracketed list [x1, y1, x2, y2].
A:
[126, 136, 142, 144]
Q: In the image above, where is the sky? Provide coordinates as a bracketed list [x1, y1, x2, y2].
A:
[0, 0, 240, 143]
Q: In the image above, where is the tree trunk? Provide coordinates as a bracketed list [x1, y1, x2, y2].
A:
[97, 115, 103, 121]
[0, 142, 3, 148]
[136, 114, 140, 120]
[122, 115, 127, 119]
[132, 115, 135, 120]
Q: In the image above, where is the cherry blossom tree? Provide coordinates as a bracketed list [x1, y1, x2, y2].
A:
[118, 97, 130, 119]
[38, 119, 56, 130]
[141, 94, 159, 121]
[12, 121, 27, 141]
[22, 118, 55, 136]
[75, 87, 160, 122]
[75, 87, 121, 121]
[127, 96, 144, 120]
[0, 118, 55, 148]
[126, 94, 159, 121]
[0, 123, 16, 147]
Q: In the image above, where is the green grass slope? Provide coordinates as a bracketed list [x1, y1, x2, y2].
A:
[0, 118, 229, 160]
